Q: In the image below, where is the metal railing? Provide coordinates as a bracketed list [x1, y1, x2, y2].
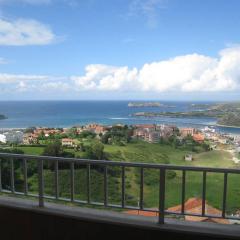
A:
[0, 152, 240, 224]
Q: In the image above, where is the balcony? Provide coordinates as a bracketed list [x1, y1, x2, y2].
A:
[0, 153, 240, 240]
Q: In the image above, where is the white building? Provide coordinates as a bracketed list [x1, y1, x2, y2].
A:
[0, 134, 6, 143]
[62, 138, 74, 147]
[3, 131, 24, 144]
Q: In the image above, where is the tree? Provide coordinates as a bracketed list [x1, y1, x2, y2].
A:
[79, 130, 96, 139]
[68, 127, 78, 138]
[0, 148, 24, 190]
[43, 140, 63, 157]
[101, 132, 110, 144]
[76, 142, 84, 151]
[86, 141, 105, 160]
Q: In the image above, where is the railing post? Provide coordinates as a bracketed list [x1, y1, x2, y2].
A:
[10, 158, 15, 193]
[121, 166, 125, 208]
[23, 159, 28, 195]
[158, 168, 166, 224]
[222, 172, 228, 218]
[181, 170, 186, 214]
[70, 161, 75, 202]
[38, 159, 44, 207]
[55, 160, 59, 199]
[202, 171, 207, 216]
[87, 164, 91, 204]
[0, 159, 2, 192]
[104, 165, 108, 207]
[140, 167, 144, 210]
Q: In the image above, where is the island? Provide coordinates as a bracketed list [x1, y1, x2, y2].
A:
[132, 102, 240, 127]
[128, 102, 163, 107]
[0, 114, 7, 120]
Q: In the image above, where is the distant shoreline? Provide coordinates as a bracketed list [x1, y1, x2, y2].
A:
[215, 124, 240, 129]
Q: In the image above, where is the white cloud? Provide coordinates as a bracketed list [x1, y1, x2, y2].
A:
[0, 73, 51, 83]
[0, 18, 56, 46]
[128, 0, 167, 28]
[72, 45, 240, 93]
[1, 45, 240, 95]
[40, 81, 71, 91]
[0, 73, 71, 92]
[71, 64, 138, 91]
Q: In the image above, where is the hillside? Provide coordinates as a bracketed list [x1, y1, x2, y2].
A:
[13, 141, 240, 212]
[133, 102, 240, 127]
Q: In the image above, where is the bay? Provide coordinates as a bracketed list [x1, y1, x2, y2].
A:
[0, 100, 239, 134]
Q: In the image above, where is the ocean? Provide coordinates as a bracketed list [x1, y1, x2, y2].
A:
[0, 100, 240, 134]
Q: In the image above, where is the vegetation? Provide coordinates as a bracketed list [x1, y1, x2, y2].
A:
[84, 141, 105, 160]
[101, 125, 132, 145]
[159, 134, 210, 152]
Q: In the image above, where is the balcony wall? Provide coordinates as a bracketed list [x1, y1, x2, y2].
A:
[0, 196, 239, 240]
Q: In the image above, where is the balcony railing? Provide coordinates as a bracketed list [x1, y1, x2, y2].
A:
[0, 152, 240, 224]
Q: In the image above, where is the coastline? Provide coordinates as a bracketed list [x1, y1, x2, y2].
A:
[216, 124, 240, 129]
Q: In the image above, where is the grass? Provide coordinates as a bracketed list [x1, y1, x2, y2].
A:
[16, 146, 45, 155]
[12, 141, 240, 214]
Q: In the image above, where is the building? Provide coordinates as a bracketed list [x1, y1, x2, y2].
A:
[2, 131, 24, 144]
[23, 133, 38, 145]
[133, 124, 175, 143]
[62, 138, 74, 147]
[180, 128, 195, 137]
[159, 125, 175, 138]
[94, 125, 109, 135]
[84, 124, 110, 135]
[146, 131, 161, 143]
[167, 198, 230, 224]
[134, 124, 156, 130]
[193, 133, 205, 143]
[34, 128, 62, 137]
[133, 128, 147, 139]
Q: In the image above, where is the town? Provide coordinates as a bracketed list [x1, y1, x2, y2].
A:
[0, 123, 240, 163]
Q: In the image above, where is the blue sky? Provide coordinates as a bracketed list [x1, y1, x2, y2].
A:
[1, 0, 240, 100]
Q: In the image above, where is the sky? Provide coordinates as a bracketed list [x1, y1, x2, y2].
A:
[0, 0, 240, 100]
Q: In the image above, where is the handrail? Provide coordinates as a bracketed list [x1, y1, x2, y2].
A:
[0, 153, 240, 173]
[0, 152, 240, 225]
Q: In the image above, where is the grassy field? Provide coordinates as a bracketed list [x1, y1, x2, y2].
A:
[12, 141, 240, 214]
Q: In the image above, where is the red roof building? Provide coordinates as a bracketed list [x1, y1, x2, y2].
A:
[168, 198, 229, 224]
[193, 133, 205, 143]
[124, 198, 229, 224]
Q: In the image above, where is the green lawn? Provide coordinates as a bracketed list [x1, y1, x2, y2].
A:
[16, 146, 45, 155]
